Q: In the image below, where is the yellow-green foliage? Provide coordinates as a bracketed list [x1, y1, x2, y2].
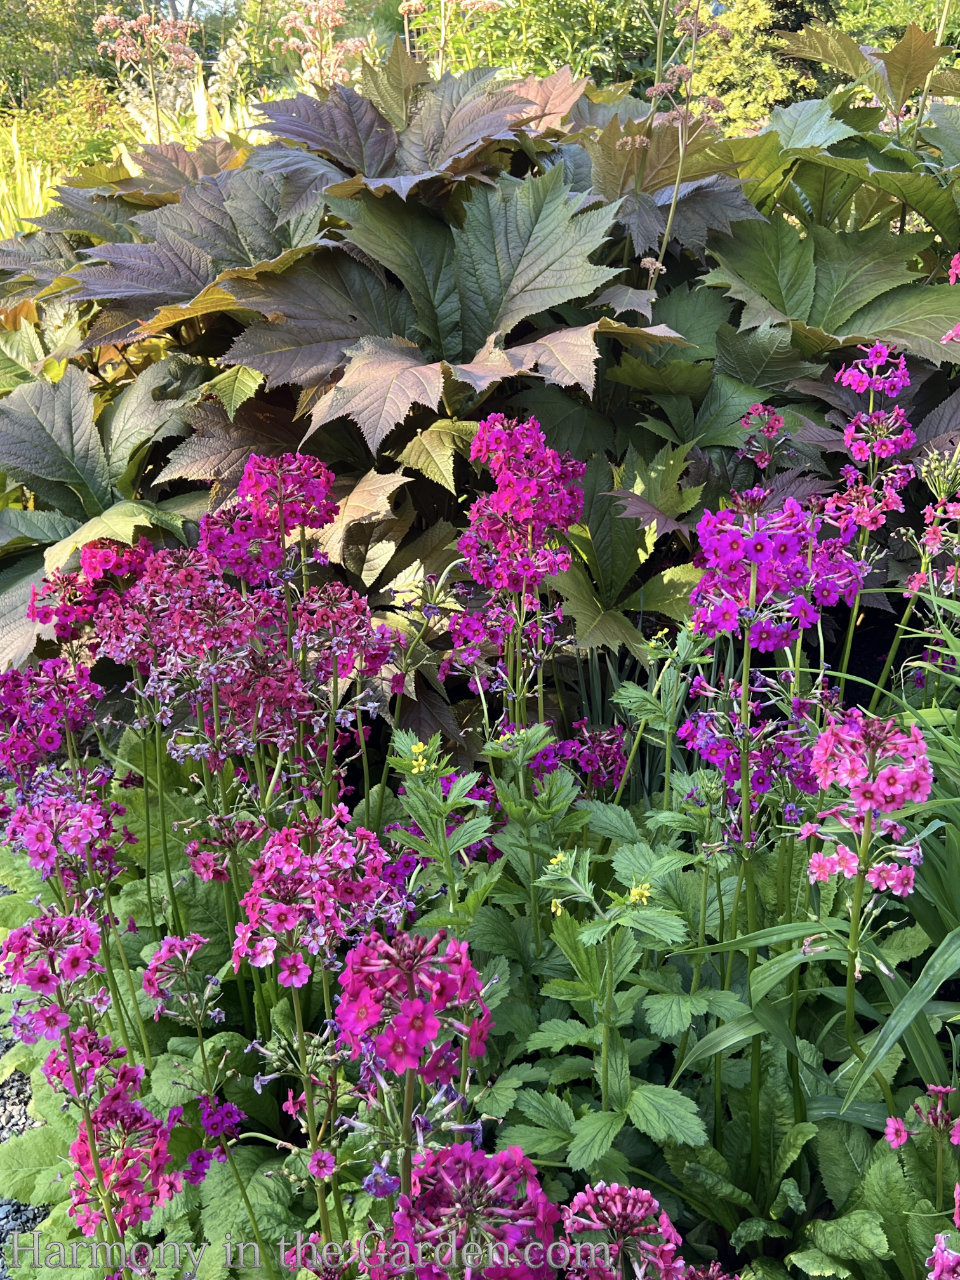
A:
[693, 0, 816, 130]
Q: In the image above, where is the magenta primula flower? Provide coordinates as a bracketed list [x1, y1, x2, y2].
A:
[338, 930, 489, 1085]
[362, 1143, 559, 1280]
[231, 813, 406, 980]
[690, 491, 868, 652]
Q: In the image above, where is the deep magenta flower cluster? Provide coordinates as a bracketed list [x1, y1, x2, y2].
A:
[529, 720, 628, 793]
[835, 344, 910, 398]
[365, 1144, 559, 1280]
[199, 452, 338, 585]
[68, 1074, 183, 1236]
[338, 931, 490, 1082]
[690, 492, 868, 652]
[0, 660, 103, 784]
[28, 540, 150, 643]
[562, 1182, 684, 1280]
[459, 413, 584, 596]
[232, 814, 406, 985]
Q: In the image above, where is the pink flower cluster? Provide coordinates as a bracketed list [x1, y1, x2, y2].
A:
[143, 932, 215, 1022]
[338, 931, 490, 1082]
[232, 814, 405, 986]
[94, 10, 198, 68]
[811, 709, 932, 813]
[805, 710, 932, 896]
[738, 402, 785, 471]
[691, 491, 868, 652]
[843, 406, 916, 463]
[885, 1084, 960, 1150]
[199, 452, 338, 585]
[835, 344, 910, 398]
[562, 1182, 684, 1280]
[0, 660, 103, 784]
[29, 540, 149, 642]
[460, 413, 584, 597]
[823, 462, 913, 537]
[366, 1144, 558, 1280]
[5, 774, 134, 896]
[1, 912, 102, 1045]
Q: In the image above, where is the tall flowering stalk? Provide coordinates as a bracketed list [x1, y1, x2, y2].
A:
[442, 413, 584, 729]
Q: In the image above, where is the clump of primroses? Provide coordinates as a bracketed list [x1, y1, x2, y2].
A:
[443, 413, 584, 701]
[232, 812, 408, 985]
[338, 930, 490, 1082]
[804, 708, 932, 898]
[690, 489, 868, 652]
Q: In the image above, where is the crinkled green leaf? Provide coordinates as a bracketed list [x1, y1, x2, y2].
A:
[454, 166, 619, 357]
[0, 366, 110, 516]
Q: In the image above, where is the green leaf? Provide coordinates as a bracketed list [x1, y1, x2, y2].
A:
[101, 354, 210, 497]
[526, 1018, 603, 1052]
[0, 552, 44, 668]
[764, 99, 858, 150]
[308, 336, 445, 450]
[815, 1120, 873, 1215]
[0, 367, 110, 516]
[841, 283, 960, 365]
[843, 925, 960, 1109]
[773, 1121, 818, 1184]
[44, 499, 186, 570]
[787, 1249, 852, 1278]
[806, 1211, 890, 1262]
[714, 322, 823, 390]
[396, 422, 464, 491]
[329, 192, 461, 360]
[630, 564, 701, 621]
[704, 219, 814, 326]
[0, 509, 79, 554]
[643, 991, 709, 1038]
[807, 224, 923, 334]
[205, 365, 264, 421]
[225, 250, 418, 389]
[454, 165, 618, 356]
[627, 1082, 707, 1146]
[568, 1110, 626, 1171]
[776, 23, 873, 81]
[873, 24, 949, 114]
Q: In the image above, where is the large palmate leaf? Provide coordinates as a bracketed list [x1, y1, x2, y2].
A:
[0, 552, 46, 670]
[223, 249, 418, 388]
[99, 354, 212, 496]
[359, 38, 432, 129]
[157, 399, 300, 503]
[764, 98, 859, 151]
[0, 231, 86, 304]
[307, 336, 446, 450]
[703, 218, 938, 358]
[256, 87, 398, 175]
[71, 168, 324, 317]
[257, 67, 535, 199]
[454, 166, 619, 357]
[113, 138, 244, 199]
[328, 193, 461, 359]
[0, 367, 110, 517]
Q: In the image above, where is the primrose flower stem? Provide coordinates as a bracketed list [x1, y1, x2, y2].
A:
[290, 985, 335, 1244]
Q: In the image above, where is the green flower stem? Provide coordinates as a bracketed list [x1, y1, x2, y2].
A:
[600, 934, 615, 1111]
[400, 1066, 417, 1200]
[290, 986, 335, 1244]
[153, 719, 184, 936]
[103, 888, 155, 1073]
[195, 1035, 280, 1280]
